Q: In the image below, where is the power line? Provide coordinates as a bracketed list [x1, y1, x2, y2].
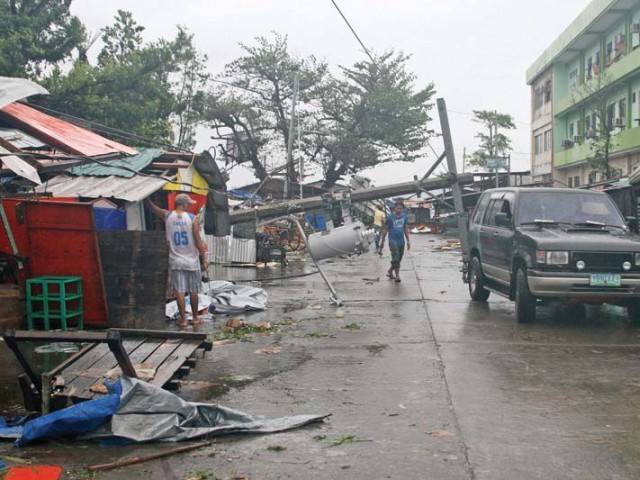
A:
[329, 0, 376, 64]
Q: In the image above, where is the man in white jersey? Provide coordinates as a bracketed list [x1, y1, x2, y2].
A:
[146, 193, 207, 327]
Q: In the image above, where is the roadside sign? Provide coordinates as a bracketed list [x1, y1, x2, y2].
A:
[486, 157, 507, 170]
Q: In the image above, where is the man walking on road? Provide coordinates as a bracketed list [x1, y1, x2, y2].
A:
[146, 193, 208, 327]
[379, 201, 411, 282]
[373, 204, 386, 254]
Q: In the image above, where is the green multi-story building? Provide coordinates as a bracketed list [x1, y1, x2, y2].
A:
[527, 0, 640, 187]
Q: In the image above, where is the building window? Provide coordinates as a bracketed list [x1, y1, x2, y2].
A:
[569, 69, 578, 90]
[619, 98, 627, 121]
[544, 80, 552, 104]
[534, 134, 543, 154]
[569, 122, 575, 138]
[574, 176, 580, 187]
[607, 103, 616, 129]
[568, 177, 573, 187]
[543, 130, 552, 152]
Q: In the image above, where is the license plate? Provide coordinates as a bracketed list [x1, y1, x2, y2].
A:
[589, 273, 621, 287]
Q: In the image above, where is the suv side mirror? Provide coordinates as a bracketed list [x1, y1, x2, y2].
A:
[495, 212, 511, 228]
[627, 216, 638, 233]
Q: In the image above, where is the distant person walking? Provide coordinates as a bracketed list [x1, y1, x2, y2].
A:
[373, 204, 386, 254]
[146, 193, 208, 327]
[379, 201, 411, 282]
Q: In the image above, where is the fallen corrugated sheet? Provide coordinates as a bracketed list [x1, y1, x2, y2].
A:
[68, 148, 165, 178]
[230, 237, 256, 263]
[0, 145, 41, 184]
[36, 174, 168, 202]
[0, 128, 47, 150]
[0, 102, 138, 157]
[206, 234, 230, 264]
[0, 77, 48, 110]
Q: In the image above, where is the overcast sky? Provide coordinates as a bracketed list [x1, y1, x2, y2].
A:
[71, 0, 592, 188]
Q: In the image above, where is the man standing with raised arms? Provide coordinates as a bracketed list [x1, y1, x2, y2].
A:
[146, 193, 208, 327]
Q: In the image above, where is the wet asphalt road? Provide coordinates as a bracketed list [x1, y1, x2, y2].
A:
[2, 233, 640, 479]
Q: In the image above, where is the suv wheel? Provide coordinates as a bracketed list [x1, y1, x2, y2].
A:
[627, 301, 640, 325]
[515, 268, 536, 323]
[469, 257, 490, 301]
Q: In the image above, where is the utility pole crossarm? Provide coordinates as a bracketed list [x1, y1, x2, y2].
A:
[229, 173, 474, 224]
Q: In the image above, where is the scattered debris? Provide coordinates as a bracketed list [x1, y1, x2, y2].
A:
[410, 225, 432, 234]
[254, 345, 282, 355]
[34, 343, 80, 354]
[343, 323, 362, 331]
[361, 277, 380, 282]
[88, 440, 215, 472]
[428, 430, 456, 438]
[330, 435, 356, 447]
[267, 445, 287, 452]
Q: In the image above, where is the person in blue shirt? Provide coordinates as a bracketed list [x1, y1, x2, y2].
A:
[379, 201, 411, 282]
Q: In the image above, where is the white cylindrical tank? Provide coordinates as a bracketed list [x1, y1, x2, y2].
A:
[307, 221, 375, 261]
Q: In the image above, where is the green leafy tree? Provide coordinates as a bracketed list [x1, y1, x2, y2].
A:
[468, 110, 516, 169]
[206, 33, 328, 182]
[206, 37, 434, 188]
[0, 0, 86, 78]
[38, 12, 208, 147]
[313, 51, 435, 187]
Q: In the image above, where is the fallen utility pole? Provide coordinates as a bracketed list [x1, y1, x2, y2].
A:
[229, 172, 474, 225]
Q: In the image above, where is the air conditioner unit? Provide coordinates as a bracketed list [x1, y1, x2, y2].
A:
[562, 139, 574, 148]
[615, 117, 624, 127]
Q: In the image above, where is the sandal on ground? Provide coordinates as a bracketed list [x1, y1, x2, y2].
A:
[395, 277, 402, 283]
[386, 272, 395, 279]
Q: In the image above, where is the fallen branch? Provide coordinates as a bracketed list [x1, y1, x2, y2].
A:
[88, 440, 215, 472]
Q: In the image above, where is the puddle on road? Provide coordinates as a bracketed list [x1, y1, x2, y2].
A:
[0, 340, 79, 415]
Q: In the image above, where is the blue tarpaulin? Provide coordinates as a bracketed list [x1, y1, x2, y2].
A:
[93, 207, 126, 230]
[228, 189, 262, 201]
[10, 377, 327, 445]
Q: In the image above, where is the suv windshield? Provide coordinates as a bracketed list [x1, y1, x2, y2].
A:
[516, 191, 626, 228]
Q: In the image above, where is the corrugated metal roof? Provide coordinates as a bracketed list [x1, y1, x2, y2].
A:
[35, 173, 168, 202]
[0, 145, 41, 184]
[0, 77, 48, 109]
[0, 128, 47, 149]
[67, 148, 165, 178]
[0, 102, 138, 157]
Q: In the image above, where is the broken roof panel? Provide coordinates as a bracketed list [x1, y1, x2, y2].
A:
[0, 128, 47, 150]
[35, 173, 168, 202]
[0, 77, 48, 109]
[68, 148, 165, 178]
[0, 145, 41, 184]
[0, 102, 138, 157]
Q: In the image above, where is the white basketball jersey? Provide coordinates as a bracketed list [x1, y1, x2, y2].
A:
[165, 211, 199, 270]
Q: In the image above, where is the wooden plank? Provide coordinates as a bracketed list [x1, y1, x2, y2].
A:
[140, 338, 183, 370]
[63, 338, 146, 398]
[151, 340, 203, 388]
[125, 338, 165, 365]
[113, 329, 207, 341]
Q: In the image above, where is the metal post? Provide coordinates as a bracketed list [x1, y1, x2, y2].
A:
[284, 74, 299, 199]
[437, 98, 470, 279]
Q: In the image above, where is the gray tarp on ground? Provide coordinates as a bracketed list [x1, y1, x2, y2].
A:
[83, 376, 328, 443]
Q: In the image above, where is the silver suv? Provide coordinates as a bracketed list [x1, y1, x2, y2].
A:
[466, 187, 640, 323]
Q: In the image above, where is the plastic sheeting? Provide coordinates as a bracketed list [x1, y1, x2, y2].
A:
[10, 377, 327, 445]
[203, 281, 268, 313]
[85, 377, 327, 443]
[164, 282, 268, 318]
